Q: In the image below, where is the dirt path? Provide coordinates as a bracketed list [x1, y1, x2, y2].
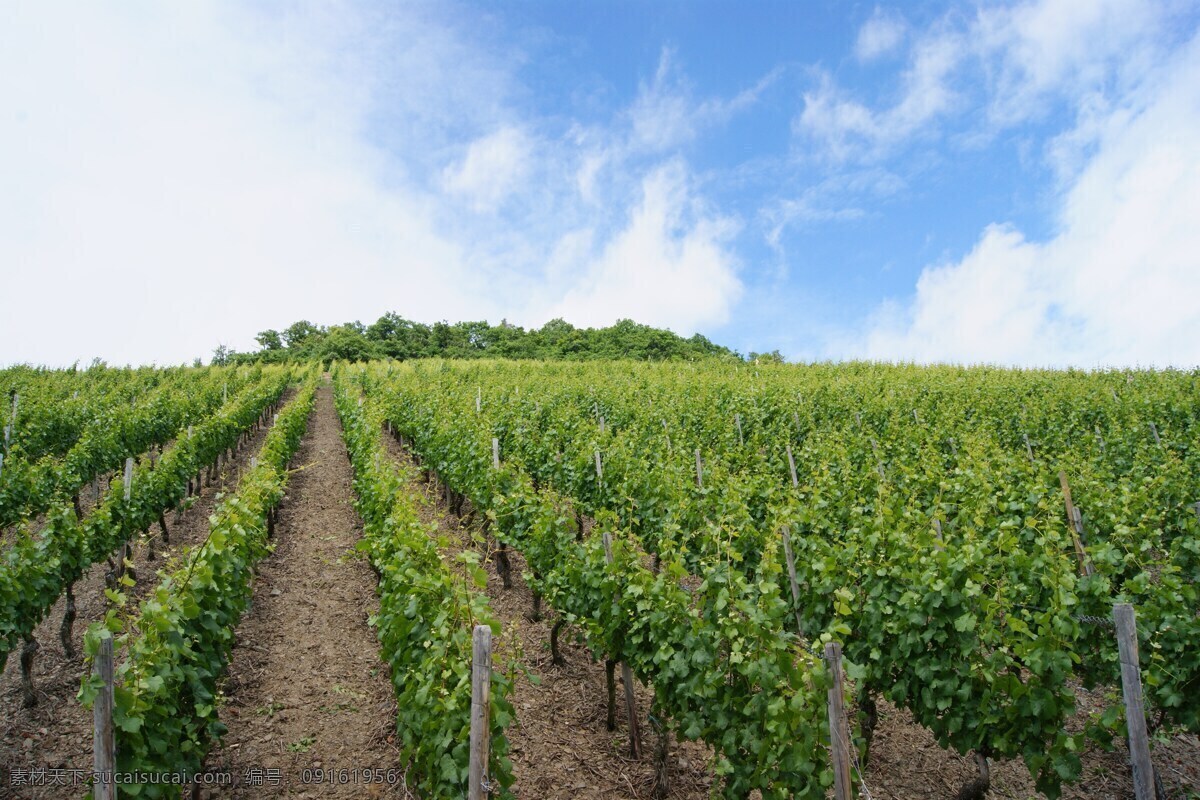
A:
[203, 381, 401, 799]
[379, 431, 715, 800]
[0, 398, 286, 799]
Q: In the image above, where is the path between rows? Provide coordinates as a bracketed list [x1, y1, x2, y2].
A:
[203, 380, 402, 798]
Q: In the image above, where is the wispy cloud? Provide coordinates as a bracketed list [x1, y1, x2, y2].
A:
[855, 7, 907, 62]
[846, 30, 1200, 366]
[441, 126, 533, 212]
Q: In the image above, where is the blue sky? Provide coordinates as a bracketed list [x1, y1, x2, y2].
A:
[3, 1, 1199, 367]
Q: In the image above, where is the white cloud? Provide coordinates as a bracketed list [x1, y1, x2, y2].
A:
[628, 48, 778, 155]
[974, 0, 1168, 126]
[853, 33, 1200, 367]
[797, 0, 1183, 164]
[545, 162, 742, 333]
[442, 126, 532, 211]
[855, 8, 907, 62]
[797, 30, 963, 159]
[0, 3, 750, 366]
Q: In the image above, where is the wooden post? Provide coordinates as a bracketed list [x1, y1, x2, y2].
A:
[1149, 422, 1161, 447]
[476, 387, 481, 414]
[825, 641, 853, 800]
[1058, 472, 1095, 577]
[1113, 604, 1156, 800]
[1023, 433, 1034, 462]
[93, 636, 116, 800]
[912, 408, 920, 424]
[781, 526, 804, 633]
[932, 519, 945, 551]
[594, 450, 603, 482]
[734, 413, 743, 447]
[602, 532, 642, 759]
[469, 625, 492, 800]
[123, 457, 133, 501]
[694, 449, 703, 490]
[870, 439, 885, 479]
[786, 444, 798, 489]
[0, 453, 4, 481]
[599, 416, 605, 434]
[492, 438, 499, 470]
[948, 437, 957, 456]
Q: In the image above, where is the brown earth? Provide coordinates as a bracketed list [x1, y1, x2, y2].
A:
[0, 395, 286, 799]
[202, 380, 402, 798]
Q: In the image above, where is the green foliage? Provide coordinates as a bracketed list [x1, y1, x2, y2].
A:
[0, 366, 252, 531]
[0, 369, 291, 673]
[332, 369, 515, 798]
[356, 361, 836, 798]
[357, 357, 1200, 797]
[234, 314, 739, 365]
[79, 371, 317, 796]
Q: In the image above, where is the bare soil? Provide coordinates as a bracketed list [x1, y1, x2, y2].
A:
[858, 688, 1200, 799]
[0, 398, 286, 798]
[202, 380, 402, 798]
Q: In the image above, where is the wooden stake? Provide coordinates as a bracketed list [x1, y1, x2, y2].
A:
[492, 438, 500, 470]
[825, 642, 853, 800]
[469, 625, 492, 800]
[1149, 422, 1161, 447]
[594, 450, 603, 482]
[1113, 604, 1156, 800]
[786, 444, 798, 489]
[694, 449, 703, 489]
[932, 519, 945, 551]
[123, 457, 133, 501]
[93, 636, 116, 800]
[602, 532, 642, 759]
[1058, 472, 1095, 577]
[781, 526, 804, 633]
[870, 439, 885, 479]
[734, 413, 743, 447]
[476, 387, 481, 414]
[1023, 433, 1034, 462]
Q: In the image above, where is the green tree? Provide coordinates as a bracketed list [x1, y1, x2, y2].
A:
[211, 344, 234, 366]
[255, 329, 284, 350]
[283, 320, 323, 349]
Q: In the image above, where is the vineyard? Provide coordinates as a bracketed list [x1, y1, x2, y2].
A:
[0, 359, 1198, 799]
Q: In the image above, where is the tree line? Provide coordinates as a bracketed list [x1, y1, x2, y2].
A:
[212, 315, 782, 365]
